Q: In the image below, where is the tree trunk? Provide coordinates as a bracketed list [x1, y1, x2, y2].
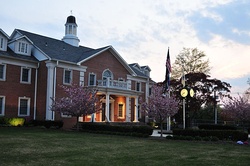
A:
[76, 115, 79, 131]
[160, 122, 163, 137]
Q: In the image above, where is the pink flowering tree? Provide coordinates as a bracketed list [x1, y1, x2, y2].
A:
[140, 85, 179, 137]
[51, 85, 101, 130]
[222, 95, 250, 128]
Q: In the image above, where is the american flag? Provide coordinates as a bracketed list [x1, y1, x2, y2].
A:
[164, 48, 171, 92]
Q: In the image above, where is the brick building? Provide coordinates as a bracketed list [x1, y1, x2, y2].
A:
[0, 15, 154, 126]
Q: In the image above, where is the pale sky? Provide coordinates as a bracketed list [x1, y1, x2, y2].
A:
[1, 0, 250, 96]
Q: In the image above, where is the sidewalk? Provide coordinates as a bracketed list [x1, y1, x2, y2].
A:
[151, 130, 172, 137]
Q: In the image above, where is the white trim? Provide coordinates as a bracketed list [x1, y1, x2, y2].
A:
[20, 67, 31, 84]
[18, 97, 30, 116]
[0, 96, 5, 116]
[0, 63, 6, 81]
[0, 56, 38, 68]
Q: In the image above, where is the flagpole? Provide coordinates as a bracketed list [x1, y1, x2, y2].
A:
[182, 65, 186, 129]
[166, 47, 171, 131]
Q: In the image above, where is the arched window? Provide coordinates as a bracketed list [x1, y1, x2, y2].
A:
[102, 69, 113, 80]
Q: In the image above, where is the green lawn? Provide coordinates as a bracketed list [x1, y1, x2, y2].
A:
[0, 127, 249, 166]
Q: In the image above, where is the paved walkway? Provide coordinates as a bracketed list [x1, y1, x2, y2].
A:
[151, 130, 250, 139]
[151, 130, 172, 137]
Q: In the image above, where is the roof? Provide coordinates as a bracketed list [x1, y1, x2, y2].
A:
[129, 63, 149, 78]
[0, 28, 9, 39]
[15, 29, 109, 63]
[66, 15, 77, 24]
[0, 47, 38, 62]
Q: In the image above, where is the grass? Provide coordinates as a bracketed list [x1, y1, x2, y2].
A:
[0, 127, 249, 166]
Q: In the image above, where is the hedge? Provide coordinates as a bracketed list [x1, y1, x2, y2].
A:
[198, 124, 237, 130]
[32, 120, 64, 129]
[80, 122, 153, 136]
[173, 129, 248, 141]
[0, 117, 25, 126]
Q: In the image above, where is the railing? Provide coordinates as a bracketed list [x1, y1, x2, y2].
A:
[97, 79, 129, 90]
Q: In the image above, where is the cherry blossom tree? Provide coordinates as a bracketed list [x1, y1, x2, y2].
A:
[51, 85, 101, 130]
[222, 95, 250, 129]
[140, 85, 179, 137]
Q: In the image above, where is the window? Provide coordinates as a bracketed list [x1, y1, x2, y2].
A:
[0, 37, 3, 49]
[89, 73, 96, 86]
[118, 104, 124, 118]
[18, 97, 30, 116]
[136, 82, 141, 91]
[0, 64, 6, 81]
[18, 42, 28, 54]
[0, 96, 5, 116]
[102, 69, 113, 80]
[21, 67, 31, 83]
[64, 69, 72, 84]
[149, 87, 152, 95]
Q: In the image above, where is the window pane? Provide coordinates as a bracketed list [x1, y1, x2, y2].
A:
[0, 65, 4, 79]
[64, 70, 71, 84]
[0, 38, 3, 48]
[118, 104, 123, 117]
[89, 74, 95, 85]
[22, 68, 29, 82]
[136, 82, 140, 91]
[20, 99, 28, 115]
[0, 97, 3, 114]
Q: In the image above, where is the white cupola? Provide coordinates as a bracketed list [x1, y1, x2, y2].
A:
[62, 15, 80, 47]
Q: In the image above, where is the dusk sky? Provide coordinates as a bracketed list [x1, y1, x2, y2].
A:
[1, 0, 250, 96]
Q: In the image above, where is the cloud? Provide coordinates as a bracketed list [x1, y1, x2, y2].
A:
[189, 0, 250, 44]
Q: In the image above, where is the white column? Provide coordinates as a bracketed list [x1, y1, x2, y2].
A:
[45, 62, 56, 120]
[106, 93, 110, 122]
[167, 116, 171, 131]
[126, 96, 130, 122]
[133, 97, 139, 122]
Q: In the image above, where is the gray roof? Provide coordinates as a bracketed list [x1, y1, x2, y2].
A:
[16, 29, 109, 63]
[0, 47, 38, 62]
[129, 63, 149, 78]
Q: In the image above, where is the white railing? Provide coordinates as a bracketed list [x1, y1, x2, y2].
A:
[97, 79, 129, 90]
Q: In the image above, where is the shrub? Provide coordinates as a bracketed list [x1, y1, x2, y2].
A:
[203, 137, 211, 141]
[166, 135, 173, 139]
[80, 122, 153, 136]
[32, 120, 64, 129]
[198, 124, 237, 130]
[211, 136, 219, 142]
[173, 129, 248, 141]
[0, 117, 25, 127]
[194, 136, 202, 141]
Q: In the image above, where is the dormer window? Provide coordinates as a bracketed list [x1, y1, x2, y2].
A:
[0, 38, 3, 49]
[0, 35, 7, 51]
[18, 42, 28, 54]
[15, 39, 30, 55]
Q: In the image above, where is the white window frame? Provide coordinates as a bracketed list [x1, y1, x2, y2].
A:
[88, 73, 96, 86]
[0, 64, 6, 81]
[0, 96, 5, 116]
[20, 67, 31, 84]
[118, 103, 125, 119]
[63, 69, 72, 85]
[17, 41, 29, 55]
[18, 97, 30, 116]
